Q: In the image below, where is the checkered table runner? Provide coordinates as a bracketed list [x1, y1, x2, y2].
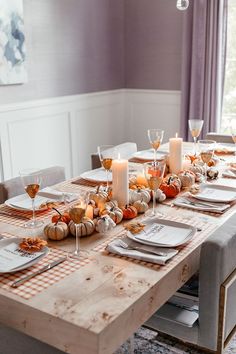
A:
[0, 234, 91, 300]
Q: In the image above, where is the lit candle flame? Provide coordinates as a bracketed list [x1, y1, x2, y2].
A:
[175, 132, 178, 138]
[118, 152, 121, 159]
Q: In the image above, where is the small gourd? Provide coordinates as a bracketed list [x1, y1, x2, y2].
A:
[89, 186, 108, 208]
[44, 221, 69, 241]
[189, 163, 205, 176]
[160, 176, 181, 198]
[121, 205, 138, 219]
[100, 205, 123, 224]
[95, 215, 116, 234]
[133, 200, 149, 214]
[178, 170, 195, 188]
[69, 217, 95, 237]
[129, 188, 151, 204]
[155, 189, 166, 202]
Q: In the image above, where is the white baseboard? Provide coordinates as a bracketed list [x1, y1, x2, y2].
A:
[0, 89, 181, 181]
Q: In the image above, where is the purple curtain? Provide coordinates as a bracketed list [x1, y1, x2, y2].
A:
[180, 0, 228, 141]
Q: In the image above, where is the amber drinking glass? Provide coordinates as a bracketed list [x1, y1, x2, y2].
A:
[147, 129, 164, 165]
[20, 169, 43, 228]
[198, 140, 216, 182]
[188, 120, 204, 156]
[144, 161, 166, 217]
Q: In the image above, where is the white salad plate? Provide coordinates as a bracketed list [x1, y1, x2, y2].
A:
[5, 194, 52, 212]
[132, 150, 167, 161]
[127, 218, 196, 248]
[0, 237, 49, 273]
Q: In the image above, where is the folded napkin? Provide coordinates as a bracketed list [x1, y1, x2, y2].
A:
[222, 169, 236, 179]
[80, 168, 111, 183]
[38, 187, 78, 202]
[106, 236, 178, 265]
[174, 197, 230, 214]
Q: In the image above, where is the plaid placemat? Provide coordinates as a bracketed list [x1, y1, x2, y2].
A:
[0, 234, 91, 300]
[71, 177, 110, 188]
[92, 216, 217, 271]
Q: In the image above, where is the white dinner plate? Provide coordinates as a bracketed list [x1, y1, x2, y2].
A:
[127, 218, 196, 248]
[5, 194, 54, 211]
[192, 184, 236, 203]
[80, 168, 111, 183]
[132, 149, 167, 161]
[0, 237, 49, 273]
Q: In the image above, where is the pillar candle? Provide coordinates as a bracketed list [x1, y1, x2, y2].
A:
[169, 134, 183, 174]
[85, 204, 94, 220]
[112, 159, 129, 207]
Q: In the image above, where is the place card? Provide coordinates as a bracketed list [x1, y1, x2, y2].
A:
[134, 223, 191, 246]
[0, 242, 44, 272]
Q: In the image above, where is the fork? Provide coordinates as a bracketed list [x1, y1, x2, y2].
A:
[117, 239, 167, 257]
[179, 198, 223, 208]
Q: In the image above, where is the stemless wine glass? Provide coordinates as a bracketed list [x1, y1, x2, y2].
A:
[68, 192, 89, 260]
[188, 119, 204, 156]
[144, 161, 166, 217]
[147, 129, 164, 165]
[198, 140, 216, 182]
[19, 169, 43, 228]
[97, 145, 115, 190]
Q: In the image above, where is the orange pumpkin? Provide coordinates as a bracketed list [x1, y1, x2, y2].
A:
[121, 205, 138, 219]
[160, 176, 180, 198]
[51, 208, 71, 225]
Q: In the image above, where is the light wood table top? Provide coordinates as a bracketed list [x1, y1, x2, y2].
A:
[0, 146, 235, 354]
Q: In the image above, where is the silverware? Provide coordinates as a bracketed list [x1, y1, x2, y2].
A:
[178, 198, 223, 209]
[117, 239, 167, 257]
[11, 257, 67, 288]
[0, 211, 30, 221]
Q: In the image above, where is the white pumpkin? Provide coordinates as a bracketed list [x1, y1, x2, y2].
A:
[129, 188, 151, 204]
[155, 189, 166, 202]
[69, 217, 95, 237]
[95, 215, 116, 234]
[133, 200, 149, 214]
[44, 222, 69, 241]
[100, 205, 123, 224]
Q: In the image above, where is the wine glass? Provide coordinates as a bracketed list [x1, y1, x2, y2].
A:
[144, 161, 166, 217]
[19, 169, 43, 228]
[97, 145, 115, 191]
[198, 140, 216, 182]
[188, 120, 204, 156]
[147, 129, 164, 164]
[68, 192, 89, 260]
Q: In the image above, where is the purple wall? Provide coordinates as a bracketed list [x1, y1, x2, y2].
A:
[0, 0, 125, 104]
[125, 0, 183, 90]
[0, 0, 183, 104]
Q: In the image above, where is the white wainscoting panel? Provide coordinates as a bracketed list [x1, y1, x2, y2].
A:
[125, 90, 181, 150]
[0, 90, 126, 181]
[0, 89, 181, 182]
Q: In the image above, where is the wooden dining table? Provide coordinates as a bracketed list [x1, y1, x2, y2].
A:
[0, 143, 235, 354]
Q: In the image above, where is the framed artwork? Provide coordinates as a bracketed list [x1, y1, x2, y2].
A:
[0, 0, 27, 85]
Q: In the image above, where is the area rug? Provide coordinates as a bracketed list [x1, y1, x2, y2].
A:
[116, 327, 236, 353]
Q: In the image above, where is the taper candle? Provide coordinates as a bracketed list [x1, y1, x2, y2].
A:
[169, 133, 183, 174]
[112, 158, 129, 207]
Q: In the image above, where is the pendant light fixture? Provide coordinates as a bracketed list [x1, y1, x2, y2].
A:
[176, 0, 189, 10]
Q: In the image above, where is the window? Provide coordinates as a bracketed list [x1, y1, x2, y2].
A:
[221, 0, 236, 133]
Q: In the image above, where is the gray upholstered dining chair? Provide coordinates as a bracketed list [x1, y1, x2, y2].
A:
[145, 213, 236, 354]
[0, 166, 66, 204]
[90, 142, 138, 169]
[206, 132, 233, 144]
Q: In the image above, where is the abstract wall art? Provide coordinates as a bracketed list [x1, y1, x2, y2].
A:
[0, 0, 27, 85]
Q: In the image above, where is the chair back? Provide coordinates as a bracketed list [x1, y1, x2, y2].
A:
[205, 132, 233, 144]
[0, 166, 66, 204]
[91, 142, 138, 170]
[199, 213, 236, 351]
